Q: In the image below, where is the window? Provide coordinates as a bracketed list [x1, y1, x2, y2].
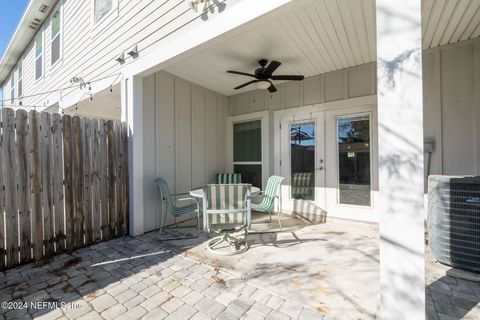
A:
[233, 120, 262, 188]
[35, 32, 43, 80]
[336, 115, 371, 206]
[10, 77, 15, 105]
[94, 0, 112, 23]
[51, 9, 61, 65]
[17, 63, 22, 98]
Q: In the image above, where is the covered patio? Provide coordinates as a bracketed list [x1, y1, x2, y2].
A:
[120, 0, 480, 319]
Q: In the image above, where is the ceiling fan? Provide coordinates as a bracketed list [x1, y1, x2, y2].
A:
[227, 59, 304, 93]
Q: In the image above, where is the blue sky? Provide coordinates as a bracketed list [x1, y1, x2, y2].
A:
[0, 1, 29, 58]
[0, 1, 28, 100]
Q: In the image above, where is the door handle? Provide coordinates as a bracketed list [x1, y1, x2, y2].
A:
[316, 159, 324, 171]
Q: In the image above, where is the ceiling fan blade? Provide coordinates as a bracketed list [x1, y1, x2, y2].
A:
[270, 75, 305, 81]
[227, 70, 256, 77]
[234, 80, 258, 90]
[268, 83, 277, 93]
[264, 60, 281, 75]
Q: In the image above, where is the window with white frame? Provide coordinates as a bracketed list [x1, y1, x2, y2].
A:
[94, 0, 112, 23]
[233, 120, 262, 188]
[10, 76, 15, 105]
[51, 8, 61, 65]
[35, 32, 43, 80]
[17, 63, 22, 98]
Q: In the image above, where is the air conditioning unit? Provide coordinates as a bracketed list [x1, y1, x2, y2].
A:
[428, 175, 480, 273]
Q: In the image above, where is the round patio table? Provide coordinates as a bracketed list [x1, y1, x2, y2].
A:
[190, 186, 260, 231]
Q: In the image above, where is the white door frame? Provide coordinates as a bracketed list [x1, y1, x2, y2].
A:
[279, 112, 326, 214]
[324, 106, 378, 222]
[273, 95, 378, 222]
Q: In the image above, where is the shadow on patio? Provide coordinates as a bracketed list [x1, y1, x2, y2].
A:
[146, 213, 380, 320]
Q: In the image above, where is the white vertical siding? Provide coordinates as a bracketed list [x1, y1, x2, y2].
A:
[143, 71, 226, 232]
[174, 77, 192, 194]
[191, 85, 206, 189]
[423, 38, 480, 177]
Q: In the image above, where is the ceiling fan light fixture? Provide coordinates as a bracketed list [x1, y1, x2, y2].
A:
[255, 80, 271, 90]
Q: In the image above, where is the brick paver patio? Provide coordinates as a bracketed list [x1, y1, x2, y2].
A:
[0, 236, 323, 320]
[1, 218, 479, 320]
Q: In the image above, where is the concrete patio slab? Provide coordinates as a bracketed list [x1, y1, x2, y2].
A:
[152, 215, 379, 320]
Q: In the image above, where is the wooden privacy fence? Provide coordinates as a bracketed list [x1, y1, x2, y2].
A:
[0, 108, 129, 270]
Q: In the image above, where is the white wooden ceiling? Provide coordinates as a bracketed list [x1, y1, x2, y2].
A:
[165, 0, 480, 96]
[423, 0, 480, 49]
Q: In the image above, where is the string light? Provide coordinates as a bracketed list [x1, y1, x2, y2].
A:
[0, 73, 122, 104]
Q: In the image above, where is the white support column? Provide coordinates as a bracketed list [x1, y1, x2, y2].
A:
[376, 1, 425, 319]
[122, 76, 144, 236]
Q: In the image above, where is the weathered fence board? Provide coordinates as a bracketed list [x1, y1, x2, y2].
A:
[99, 120, 109, 240]
[16, 110, 31, 264]
[3, 108, 18, 268]
[122, 123, 129, 235]
[115, 121, 123, 236]
[41, 113, 55, 257]
[30, 111, 43, 261]
[83, 119, 93, 246]
[63, 115, 75, 251]
[52, 114, 65, 252]
[0, 108, 128, 270]
[107, 120, 116, 238]
[72, 117, 84, 249]
[0, 110, 4, 269]
[91, 120, 101, 243]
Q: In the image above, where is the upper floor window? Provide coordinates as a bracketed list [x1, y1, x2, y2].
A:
[10, 76, 15, 104]
[94, 0, 112, 23]
[17, 63, 22, 98]
[35, 32, 43, 80]
[51, 9, 61, 65]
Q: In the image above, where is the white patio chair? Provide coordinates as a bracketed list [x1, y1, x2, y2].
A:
[202, 184, 251, 255]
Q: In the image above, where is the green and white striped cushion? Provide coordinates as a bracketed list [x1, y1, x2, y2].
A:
[156, 177, 197, 217]
[205, 184, 249, 224]
[216, 173, 242, 184]
[291, 172, 314, 199]
[251, 175, 284, 212]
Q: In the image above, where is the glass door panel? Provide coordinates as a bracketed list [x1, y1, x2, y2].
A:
[337, 115, 371, 206]
[290, 122, 315, 200]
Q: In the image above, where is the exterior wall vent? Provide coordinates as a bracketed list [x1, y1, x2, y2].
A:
[29, 18, 42, 30]
[39, 4, 50, 13]
[428, 175, 480, 273]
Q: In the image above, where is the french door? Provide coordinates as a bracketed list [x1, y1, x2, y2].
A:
[279, 112, 326, 213]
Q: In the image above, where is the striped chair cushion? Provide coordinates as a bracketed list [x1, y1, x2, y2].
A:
[291, 172, 314, 199]
[252, 175, 284, 212]
[205, 184, 249, 224]
[216, 173, 242, 184]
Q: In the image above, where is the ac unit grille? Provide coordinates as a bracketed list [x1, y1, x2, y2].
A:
[428, 175, 480, 273]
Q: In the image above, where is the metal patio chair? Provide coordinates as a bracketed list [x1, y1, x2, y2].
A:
[251, 175, 285, 230]
[216, 173, 242, 184]
[155, 177, 200, 240]
[202, 184, 251, 255]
